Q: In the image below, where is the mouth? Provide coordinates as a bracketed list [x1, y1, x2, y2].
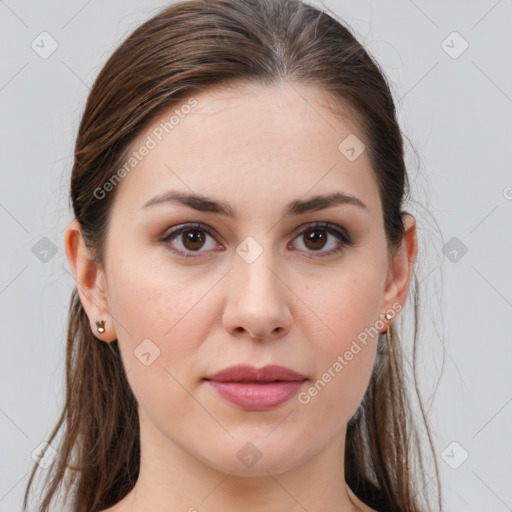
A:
[204, 364, 308, 411]
[205, 363, 307, 383]
[205, 380, 307, 411]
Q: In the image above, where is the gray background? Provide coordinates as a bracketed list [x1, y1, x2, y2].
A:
[1, 0, 511, 510]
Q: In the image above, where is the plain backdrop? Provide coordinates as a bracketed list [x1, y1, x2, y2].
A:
[1, 0, 511, 511]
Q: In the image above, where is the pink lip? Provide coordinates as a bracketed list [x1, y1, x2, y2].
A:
[205, 364, 307, 411]
[206, 364, 306, 382]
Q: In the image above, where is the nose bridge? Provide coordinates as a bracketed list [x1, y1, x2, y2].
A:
[234, 235, 280, 300]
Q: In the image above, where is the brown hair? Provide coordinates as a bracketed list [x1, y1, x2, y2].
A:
[23, 0, 442, 510]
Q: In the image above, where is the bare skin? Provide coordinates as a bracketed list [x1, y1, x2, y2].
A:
[65, 79, 417, 512]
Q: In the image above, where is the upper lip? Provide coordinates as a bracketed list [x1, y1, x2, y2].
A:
[205, 364, 307, 382]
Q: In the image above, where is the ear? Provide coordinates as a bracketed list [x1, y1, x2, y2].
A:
[378, 214, 417, 332]
[64, 219, 117, 342]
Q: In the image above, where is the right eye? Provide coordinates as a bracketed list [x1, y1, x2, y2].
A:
[160, 223, 223, 258]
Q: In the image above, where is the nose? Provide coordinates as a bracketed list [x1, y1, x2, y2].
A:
[222, 249, 293, 341]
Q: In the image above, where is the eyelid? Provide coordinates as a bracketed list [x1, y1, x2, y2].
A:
[291, 220, 350, 241]
[161, 222, 217, 240]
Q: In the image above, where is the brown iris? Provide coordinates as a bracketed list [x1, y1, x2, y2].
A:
[182, 229, 206, 250]
[303, 228, 327, 250]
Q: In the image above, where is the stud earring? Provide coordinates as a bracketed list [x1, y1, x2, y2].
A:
[385, 313, 392, 342]
[96, 320, 105, 333]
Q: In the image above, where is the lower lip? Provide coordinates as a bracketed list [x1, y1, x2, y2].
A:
[206, 380, 307, 411]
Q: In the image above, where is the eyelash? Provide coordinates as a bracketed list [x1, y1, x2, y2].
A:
[159, 221, 353, 259]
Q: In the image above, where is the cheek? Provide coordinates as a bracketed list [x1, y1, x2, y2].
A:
[107, 255, 214, 344]
[301, 258, 384, 348]
[298, 305, 379, 435]
[106, 257, 224, 395]
[106, 268, 217, 422]
[294, 262, 383, 420]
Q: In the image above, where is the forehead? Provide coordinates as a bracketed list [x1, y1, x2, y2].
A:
[112, 80, 381, 218]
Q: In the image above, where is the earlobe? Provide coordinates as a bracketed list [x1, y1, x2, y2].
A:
[379, 214, 417, 329]
[64, 219, 117, 342]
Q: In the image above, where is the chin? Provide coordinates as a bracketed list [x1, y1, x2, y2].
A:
[201, 438, 309, 477]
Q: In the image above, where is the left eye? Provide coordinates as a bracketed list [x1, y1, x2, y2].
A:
[160, 222, 352, 258]
[290, 222, 351, 257]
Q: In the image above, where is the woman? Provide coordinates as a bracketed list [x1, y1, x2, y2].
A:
[23, 0, 442, 510]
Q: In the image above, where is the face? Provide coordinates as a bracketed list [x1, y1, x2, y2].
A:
[81, 80, 404, 477]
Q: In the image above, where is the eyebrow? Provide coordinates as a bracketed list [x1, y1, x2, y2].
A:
[140, 190, 368, 217]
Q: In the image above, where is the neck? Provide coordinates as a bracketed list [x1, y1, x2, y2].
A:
[114, 413, 362, 512]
